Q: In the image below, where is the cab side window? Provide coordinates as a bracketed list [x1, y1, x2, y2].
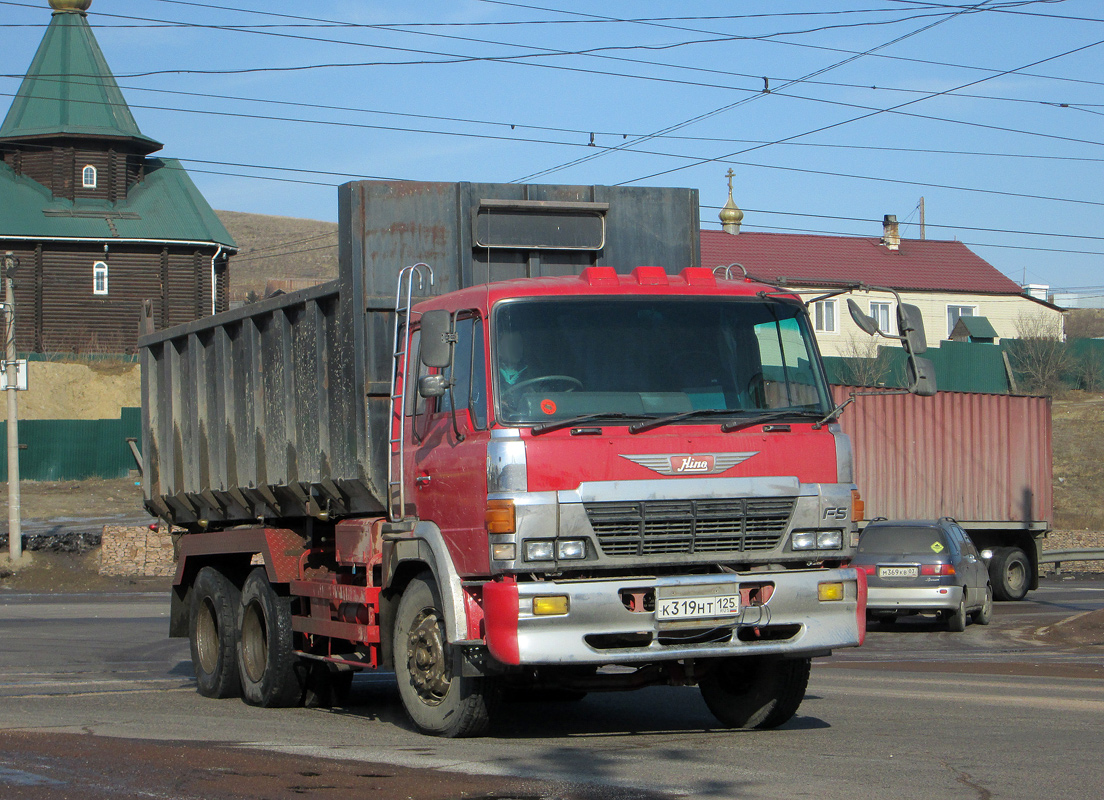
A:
[438, 314, 487, 429]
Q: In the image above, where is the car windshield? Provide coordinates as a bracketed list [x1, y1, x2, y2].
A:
[492, 297, 831, 426]
[858, 526, 949, 556]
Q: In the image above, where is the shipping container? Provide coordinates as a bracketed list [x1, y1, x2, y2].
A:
[832, 385, 1051, 599]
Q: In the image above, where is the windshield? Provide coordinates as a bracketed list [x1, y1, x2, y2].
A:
[492, 297, 831, 425]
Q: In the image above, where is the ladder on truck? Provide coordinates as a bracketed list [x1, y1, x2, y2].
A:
[387, 263, 434, 523]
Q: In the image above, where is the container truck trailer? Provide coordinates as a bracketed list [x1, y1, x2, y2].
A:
[831, 386, 1051, 601]
[140, 180, 930, 737]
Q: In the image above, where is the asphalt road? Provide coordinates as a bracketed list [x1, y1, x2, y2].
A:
[0, 578, 1102, 799]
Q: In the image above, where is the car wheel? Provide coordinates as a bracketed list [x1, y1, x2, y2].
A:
[947, 591, 968, 632]
[972, 583, 993, 626]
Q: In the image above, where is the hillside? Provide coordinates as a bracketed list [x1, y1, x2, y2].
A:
[216, 210, 338, 299]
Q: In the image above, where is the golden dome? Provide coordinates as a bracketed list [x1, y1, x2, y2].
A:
[49, 0, 92, 12]
[719, 169, 743, 234]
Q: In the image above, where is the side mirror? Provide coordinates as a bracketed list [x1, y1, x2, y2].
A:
[419, 309, 453, 368]
[897, 303, 927, 355]
[418, 374, 447, 398]
[847, 298, 880, 335]
[906, 355, 937, 396]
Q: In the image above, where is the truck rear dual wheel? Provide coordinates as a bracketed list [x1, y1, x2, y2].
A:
[394, 573, 497, 738]
[237, 568, 303, 708]
[189, 566, 242, 698]
[699, 656, 811, 730]
[990, 547, 1031, 602]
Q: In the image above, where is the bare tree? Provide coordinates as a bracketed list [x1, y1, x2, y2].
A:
[1008, 312, 1071, 396]
[1064, 308, 1104, 340]
[838, 335, 894, 387]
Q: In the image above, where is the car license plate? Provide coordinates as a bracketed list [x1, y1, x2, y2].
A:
[878, 566, 918, 578]
[656, 594, 740, 621]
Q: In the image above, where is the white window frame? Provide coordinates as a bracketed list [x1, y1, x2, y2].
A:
[813, 299, 838, 334]
[93, 261, 109, 295]
[82, 165, 97, 188]
[947, 304, 976, 337]
[869, 301, 892, 334]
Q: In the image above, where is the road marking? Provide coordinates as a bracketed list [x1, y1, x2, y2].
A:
[832, 685, 1104, 713]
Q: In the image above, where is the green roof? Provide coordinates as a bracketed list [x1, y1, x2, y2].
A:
[0, 10, 162, 151]
[952, 315, 999, 339]
[0, 158, 236, 248]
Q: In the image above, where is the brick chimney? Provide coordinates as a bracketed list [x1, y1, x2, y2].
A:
[882, 214, 900, 251]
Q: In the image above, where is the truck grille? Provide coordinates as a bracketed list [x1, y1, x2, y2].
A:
[583, 498, 796, 557]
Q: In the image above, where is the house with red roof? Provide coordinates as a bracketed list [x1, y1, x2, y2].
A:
[700, 207, 1061, 358]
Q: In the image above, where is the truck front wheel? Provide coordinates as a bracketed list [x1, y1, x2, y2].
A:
[394, 572, 497, 738]
[189, 566, 241, 698]
[991, 547, 1031, 601]
[699, 656, 811, 729]
[237, 568, 302, 707]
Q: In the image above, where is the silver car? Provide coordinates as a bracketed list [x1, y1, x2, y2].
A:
[854, 519, 993, 631]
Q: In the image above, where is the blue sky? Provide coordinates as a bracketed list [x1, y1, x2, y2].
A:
[2, 0, 1102, 292]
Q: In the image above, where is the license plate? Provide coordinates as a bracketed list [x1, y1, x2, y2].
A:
[878, 566, 918, 578]
[656, 594, 740, 621]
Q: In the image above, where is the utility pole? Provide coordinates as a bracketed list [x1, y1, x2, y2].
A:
[919, 196, 926, 240]
[3, 252, 21, 563]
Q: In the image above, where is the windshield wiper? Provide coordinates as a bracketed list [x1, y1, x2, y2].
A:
[628, 408, 743, 435]
[719, 409, 822, 433]
[531, 412, 641, 435]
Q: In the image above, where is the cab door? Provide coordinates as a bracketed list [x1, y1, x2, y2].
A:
[410, 313, 492, 576]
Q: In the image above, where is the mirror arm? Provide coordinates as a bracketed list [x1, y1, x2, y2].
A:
[444, 315, 465, 443]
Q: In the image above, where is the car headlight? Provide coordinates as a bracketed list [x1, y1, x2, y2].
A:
[524, 540, 555, 561]
[792, 531, 843, 550]
[792, 531, 816, 550]
[557, 540, 587, 560]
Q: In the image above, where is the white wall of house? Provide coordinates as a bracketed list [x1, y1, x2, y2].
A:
[801, 288, 1062, 358]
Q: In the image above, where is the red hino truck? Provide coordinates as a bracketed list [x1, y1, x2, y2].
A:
[140, 180, 928, 737]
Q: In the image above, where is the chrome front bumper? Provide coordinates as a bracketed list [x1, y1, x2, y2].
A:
[488, 567, 864, 665]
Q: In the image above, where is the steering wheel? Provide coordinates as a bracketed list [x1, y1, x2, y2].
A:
[745, 372, 766, 406]
[503, 375, 583, 396]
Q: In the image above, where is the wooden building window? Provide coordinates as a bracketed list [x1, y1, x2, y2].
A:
[82, 165, 97, 188]
[93, 261, 109, 295]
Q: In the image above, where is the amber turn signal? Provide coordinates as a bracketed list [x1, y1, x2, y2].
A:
[485, 499, 516, 534]
[851, 489, 865, 522]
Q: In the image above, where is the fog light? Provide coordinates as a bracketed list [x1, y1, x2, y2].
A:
[817, 531, 843, 549]
[818, 581, 845, 601]
[557, 540, 587, 560]
[533, 595, 569, 615]
[792, 531, 816, 550]
[491, 543, 516, 561]
[524, 540, 555, 561]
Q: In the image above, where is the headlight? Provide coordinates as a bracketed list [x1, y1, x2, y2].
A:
[524, 540, 555, 561]
[557, 540, 587, 560]
[792, 530, 843, 550]
[792, 531, 816, 550]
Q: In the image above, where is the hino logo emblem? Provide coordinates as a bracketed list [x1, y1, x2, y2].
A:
[621, 452, 759, 476]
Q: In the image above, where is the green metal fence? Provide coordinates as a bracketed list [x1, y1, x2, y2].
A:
[0, 407, 141, 481]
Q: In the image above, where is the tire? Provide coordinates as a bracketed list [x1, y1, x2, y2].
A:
[189, 566, 242, 699]
[972, 583, 993, 626]
[393, 572, 497, 737]
[237, 568, 303, 708]
[991, 547, 1031, 602]
[699, 657, 811, 730]
[947, 591, 968, 632]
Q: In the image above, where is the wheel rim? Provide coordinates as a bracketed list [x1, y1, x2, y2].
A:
[195, 597, 220, 675]
[240, 599, 268, 683]
[406, 608, 451, 706]
[1005, 560, 1028, 593]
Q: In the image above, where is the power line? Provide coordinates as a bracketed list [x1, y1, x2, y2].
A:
[624, 33, 1104, 184]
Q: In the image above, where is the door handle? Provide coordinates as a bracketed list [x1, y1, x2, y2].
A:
[415, 475, 432, 487]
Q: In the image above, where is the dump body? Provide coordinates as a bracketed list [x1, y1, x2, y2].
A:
[832, 385, 1052, 597]
[141, 181, 700, 524]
